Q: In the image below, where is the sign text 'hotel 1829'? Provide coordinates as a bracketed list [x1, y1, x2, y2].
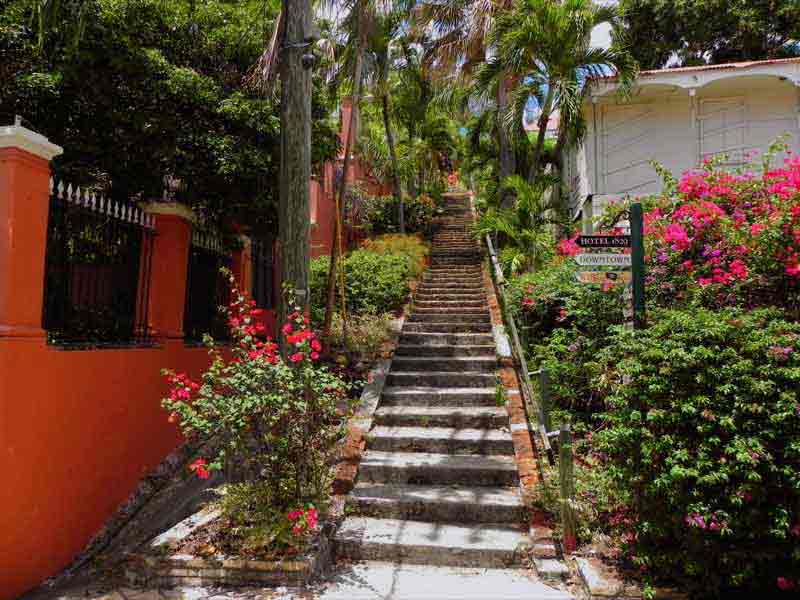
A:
[577, 235, 631, 248]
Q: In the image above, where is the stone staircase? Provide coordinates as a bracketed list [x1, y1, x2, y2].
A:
[334, 194, 546, 578]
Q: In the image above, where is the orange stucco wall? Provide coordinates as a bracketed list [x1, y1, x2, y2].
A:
[0, 140, 219, 599]
[0, 340, 210, 599]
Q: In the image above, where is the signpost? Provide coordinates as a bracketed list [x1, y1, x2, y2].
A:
[576, 253, 632, 267]
[573, 202, 646, 329]
[576, 271, 631, 285]
[577, 235, 630, 248]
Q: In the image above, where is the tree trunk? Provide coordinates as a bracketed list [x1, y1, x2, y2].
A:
[529, 84, 556, 184]
[278, 0, 312, 349]
[497, 77, 516, 209]
[323, 26, 364, 339]
[381, 93, 404, 233]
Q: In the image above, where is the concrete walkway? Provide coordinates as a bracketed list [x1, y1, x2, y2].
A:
[37, 562, 573, 600]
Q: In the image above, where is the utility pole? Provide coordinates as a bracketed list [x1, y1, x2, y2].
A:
[278, 0, 314, 338]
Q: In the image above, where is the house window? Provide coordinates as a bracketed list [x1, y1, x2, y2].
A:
[698, 98, 747, 167]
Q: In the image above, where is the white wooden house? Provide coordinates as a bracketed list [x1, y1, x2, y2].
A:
[563, 57, 800, 230]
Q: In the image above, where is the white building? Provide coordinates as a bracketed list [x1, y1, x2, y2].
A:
[564, 57, 800, 229]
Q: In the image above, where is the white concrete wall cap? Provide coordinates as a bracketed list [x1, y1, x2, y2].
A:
[142, 202, 196, 223]
[0, 125, 63, 161]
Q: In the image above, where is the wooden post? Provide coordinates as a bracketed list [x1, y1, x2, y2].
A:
[630, 202, 646, 329]
[559, 423, 577, 553]
[278, 0, 313, 340]
[540, 368, 552, 433]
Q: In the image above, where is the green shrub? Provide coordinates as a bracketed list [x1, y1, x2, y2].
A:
[361, 234, 429, 277]
[507, 258, 625, 342]
[310, 250, 411, 324]
[327, 312, 394, 360]
[593, 308, 800, 595]
[362, 194, 440, 235]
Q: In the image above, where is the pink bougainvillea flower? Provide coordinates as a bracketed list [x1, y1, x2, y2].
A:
[750, 223, 767, 236]
[289, 352, 305, 363]
[311, 338, 322, 352]
[729, 259, 749, 280]
[282, 323, 293, 335]
[663, 223, 691, 251]
[310, 352, 320, 360]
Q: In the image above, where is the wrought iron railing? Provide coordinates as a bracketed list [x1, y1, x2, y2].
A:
[183, 228, 232, 343]
[250, 234, 275, 310]
[42, 179, 156, 347]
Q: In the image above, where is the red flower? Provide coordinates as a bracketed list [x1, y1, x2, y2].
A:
[290, 352, 305, 363]
[287, 510, 304, 521]
[282, 323, 293, 335]
[189, 458, 210, 480]
[777, 577, 795, 591]
[306, 507, 319, 530]
[311, 338, 322, 352]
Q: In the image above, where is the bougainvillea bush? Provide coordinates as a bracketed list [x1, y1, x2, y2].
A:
[594, 309, 800, 595]
[506, 259, 625, 416]
[163, 273, 350, 555]
[508, 146, 800, 594]
[628, 148, 800, 317]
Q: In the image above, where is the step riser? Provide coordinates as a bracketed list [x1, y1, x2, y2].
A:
[408, 314, 490, 323]
[367, 434, 514, 455]
[399, 333, 494, 345]
[335, 538, 523, 569]
[414, 302, 486, 309]
[387, 373, 496, 387]
[373, 412, 507, 429]
[391, 358, 496, 372]
[403, 323, 492, 333]
[358, 464, 518, 487]
[350, 496, 525, 524]
[380, 393, 498, 408]
[418, 283, 484, 289]
[395, 345, 495, 357]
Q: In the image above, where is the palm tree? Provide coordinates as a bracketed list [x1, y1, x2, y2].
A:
[482, 0, 637, 184]
[361, 10, 406, 231]
[416, 0, 517, 206]
[473, 175, 560, 274]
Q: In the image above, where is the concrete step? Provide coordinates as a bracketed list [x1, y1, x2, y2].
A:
[391, 356, 497, 372]
[395, 344, 496, 357]
[359, 451, 518, 486]
[380, 386, 499, 407]
[350, 482, 525, 523]
[417, 282, 484, 290]
[367, 426, 513, 455]
[373, 405, 508, 429]
[399, 332, 494, 346]
[415, 300, 486, 309]
[315, 562, 574, 600]
[407, 313, 490, 323]
[402, 322, 492, 334]
[387, 371, 496, 387]
[335, 517, 528, 568]
[414, 296, 487, 304]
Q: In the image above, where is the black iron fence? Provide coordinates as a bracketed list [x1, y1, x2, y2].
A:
[250, 234, 275, 309]
[183, 229, 232, 343]
[42, 180, 156, 347]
